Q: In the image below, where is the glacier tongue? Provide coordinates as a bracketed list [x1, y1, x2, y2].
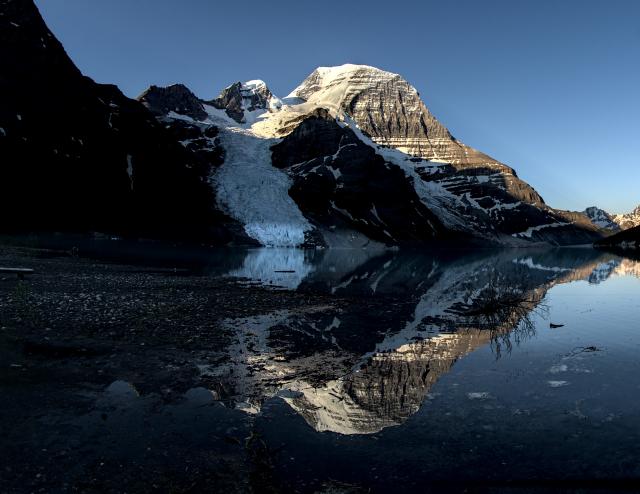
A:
[213, 125, 312, 247]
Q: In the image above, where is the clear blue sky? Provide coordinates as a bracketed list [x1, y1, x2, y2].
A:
[35, 0, 640, 213]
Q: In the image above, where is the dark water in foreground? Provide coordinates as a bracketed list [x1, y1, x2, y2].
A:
[4, 241, 640, 492]
[209, 247, 640, 492]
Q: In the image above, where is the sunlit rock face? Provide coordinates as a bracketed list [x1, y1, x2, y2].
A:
[289, 65, 544, 204]
[613, 205, 640, 231]
[290, 65, 467, 162]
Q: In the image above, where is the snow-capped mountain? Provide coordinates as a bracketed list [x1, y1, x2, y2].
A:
[583, 205, 640, 232]
[139, 64, 602, 247]
[0, 2, 606, 247]
[595, 206, 640, 251]
[583, 206, 620, 232]
[613, 205, 640, 230]
[288, 65, 505, 167]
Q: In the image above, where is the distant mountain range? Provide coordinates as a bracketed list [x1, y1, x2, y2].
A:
[583, 205, 640, 233]
[1, 0, 630, 248]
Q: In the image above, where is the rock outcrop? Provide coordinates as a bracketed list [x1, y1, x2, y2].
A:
[271, 109, 449, 245]
[138, 84, 208, 121]
[583, 206, 620, 232]
[208, 80, 281, 123]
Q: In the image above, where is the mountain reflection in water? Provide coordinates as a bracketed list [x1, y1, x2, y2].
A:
[196, 248, 636, 434]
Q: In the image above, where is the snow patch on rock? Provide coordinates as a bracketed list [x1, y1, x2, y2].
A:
[227, 248, 314, 289]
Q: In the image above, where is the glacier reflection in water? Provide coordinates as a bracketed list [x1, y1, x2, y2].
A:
[210, 248, 640, 435]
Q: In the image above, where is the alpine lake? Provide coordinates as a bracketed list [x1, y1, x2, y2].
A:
[2, 238, 640, 493]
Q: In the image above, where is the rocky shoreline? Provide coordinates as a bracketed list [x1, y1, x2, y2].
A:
[0, 244, 363, 493]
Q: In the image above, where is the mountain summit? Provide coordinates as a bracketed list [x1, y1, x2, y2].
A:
[289, 64, 497, 166]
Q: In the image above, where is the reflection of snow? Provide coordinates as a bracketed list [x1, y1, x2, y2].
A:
[513, 257, 572, 273]
[613, 258, 640, 279]
[227, 248, 313, 289]
[467, 392, 491, 400]
[548, 364, 568, 374]
[588, 260, 620, 284]
[548, 380, 569, 388]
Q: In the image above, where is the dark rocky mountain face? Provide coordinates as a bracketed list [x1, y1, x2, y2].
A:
[271, 109, 450, 245]
[415, 164, 603, 244]
[138, 84, 208, 121]
[0, 0, 231, 242]
[208, 82, 246, 123]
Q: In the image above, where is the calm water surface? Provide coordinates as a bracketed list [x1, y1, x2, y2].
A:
[4, 242, 640, 492]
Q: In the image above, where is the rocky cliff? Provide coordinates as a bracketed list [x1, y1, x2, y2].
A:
[207, 80, 282, 124]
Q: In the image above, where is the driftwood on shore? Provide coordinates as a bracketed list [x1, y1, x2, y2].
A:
[0, 267, 35, 280]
